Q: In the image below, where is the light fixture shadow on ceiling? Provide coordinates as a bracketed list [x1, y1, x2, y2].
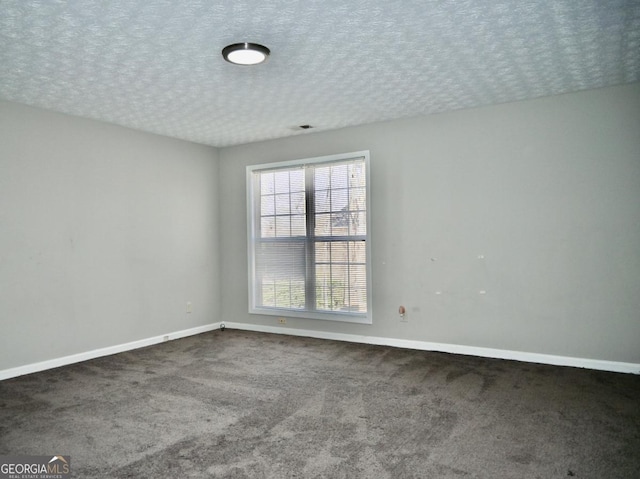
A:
[222, 43, 270, 66]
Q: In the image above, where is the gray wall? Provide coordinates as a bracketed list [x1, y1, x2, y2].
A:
[219, 83, 640, 363]
[0, 101, 221, 370]
[2, 83, 639, 371]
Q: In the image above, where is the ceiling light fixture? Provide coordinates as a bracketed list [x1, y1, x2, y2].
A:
[222, 42, 270, 66]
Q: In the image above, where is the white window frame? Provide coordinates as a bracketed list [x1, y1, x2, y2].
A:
[246, 151, 372, 324]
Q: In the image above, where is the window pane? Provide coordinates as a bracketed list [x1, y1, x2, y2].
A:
[315, 213, 331, 236]
[315, 166, 330, 190]
[313, 241, 367, 312]
[315, 242, 330, 263]
[291, 280, 305, 309]
[349, 241, 366, 264]
[349, 162, 366, 187]
[349, 264, 367, 311]
[315, 264, 331, 310]
[275, 193, 290, 215]
[316, 241, 367, 312]
[331, 213, 347, 234]
[290, 169, 305, 192]
[331, 164, 348, 189]
[261, 195, 275, 216]
[256, 241, 305, 280]
[350, 212, 367, 236]
[255, 240, 305, 309]
[331, 188, 348, 212]
[349, 264, 367, 288]
[291, 192, 305, 214]
[261, 216, 275, 238]
[261, 282, 275, 307]
[349, 187, 366, 211]
[330, 264, 348, 310]
[261, 173, 275, 195]
[275, 170, 290, 194]
[315, 190, 330, 213]
[275, 216, 290, 237]
[291, 215, 306, 236]
[274, 281, 290, 308]
[349, 291, 367, 312]
[331, 242, 348, 262]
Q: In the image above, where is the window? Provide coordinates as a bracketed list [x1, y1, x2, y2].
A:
[247, 151, 372, 324]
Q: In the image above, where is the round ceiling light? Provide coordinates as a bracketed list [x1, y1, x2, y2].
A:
[222, 42, 270, 66]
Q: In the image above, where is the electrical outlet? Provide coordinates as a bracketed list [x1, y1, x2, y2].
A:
[186, 302, 192, 313]
[278, 317, 286, 324]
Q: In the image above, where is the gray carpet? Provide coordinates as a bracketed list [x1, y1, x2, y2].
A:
[1, 329, 639, 478]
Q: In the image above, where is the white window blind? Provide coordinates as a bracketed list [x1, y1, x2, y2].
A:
[247, 151, 372, 324]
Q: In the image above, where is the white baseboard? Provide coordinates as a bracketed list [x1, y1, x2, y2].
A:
[221, 321, 640, 375]
[3, 321, 638, 380]
[0, 322, 222, 381]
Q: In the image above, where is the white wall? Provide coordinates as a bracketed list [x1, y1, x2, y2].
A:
[0, 101, 221, 370]
[219, 83, 640, 364]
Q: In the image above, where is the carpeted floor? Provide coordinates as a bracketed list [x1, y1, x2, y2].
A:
[1, 329, 639, 478]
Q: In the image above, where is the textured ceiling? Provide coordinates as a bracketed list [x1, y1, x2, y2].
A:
[1, 1, 639, 147]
